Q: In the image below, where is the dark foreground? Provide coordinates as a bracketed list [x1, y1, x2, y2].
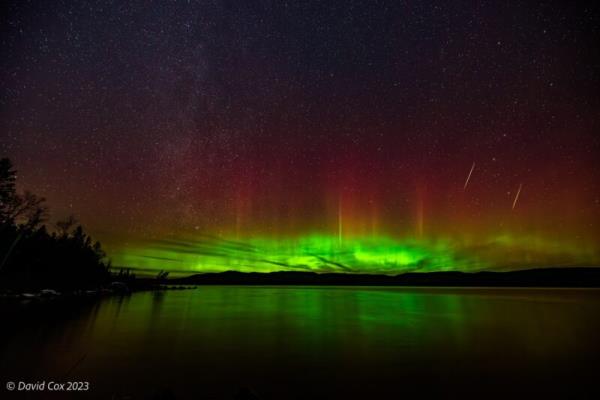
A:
[1, 286, 599, 399]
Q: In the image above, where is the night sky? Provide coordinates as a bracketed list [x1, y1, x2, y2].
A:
[2, 1, 599, 274]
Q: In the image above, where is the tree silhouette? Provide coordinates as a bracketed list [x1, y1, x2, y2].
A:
[0, 158, 18, 224]
[0, 157, 110, 291]
[56, 215, 78, 237]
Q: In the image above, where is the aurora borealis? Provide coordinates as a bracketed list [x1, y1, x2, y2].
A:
[1, 1, 599, 274]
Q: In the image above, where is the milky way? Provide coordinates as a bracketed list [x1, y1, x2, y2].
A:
[1, 1, 599, 273]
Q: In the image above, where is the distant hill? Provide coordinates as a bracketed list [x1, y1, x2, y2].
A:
[169, 267, 600, 287]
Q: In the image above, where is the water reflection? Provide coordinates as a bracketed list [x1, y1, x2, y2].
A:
[1, 287, 599, 399]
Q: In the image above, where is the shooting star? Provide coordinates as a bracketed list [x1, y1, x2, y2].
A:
[463, 162, 475, 190]
[512, 184, 522, 210]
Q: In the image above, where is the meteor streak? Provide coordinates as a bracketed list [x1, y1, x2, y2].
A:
[463, 162, 475, 190]
[512, 184, 522, 210]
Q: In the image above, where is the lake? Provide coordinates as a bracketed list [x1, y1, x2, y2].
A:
[1, 287, 599, 399]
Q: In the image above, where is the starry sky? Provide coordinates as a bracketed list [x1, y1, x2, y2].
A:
[1, 1, 599, 274]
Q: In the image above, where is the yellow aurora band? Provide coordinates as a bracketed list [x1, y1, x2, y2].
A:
[109, 233, 598, 276]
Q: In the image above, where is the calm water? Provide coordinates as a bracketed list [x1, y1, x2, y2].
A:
[1, 287, 600, 399]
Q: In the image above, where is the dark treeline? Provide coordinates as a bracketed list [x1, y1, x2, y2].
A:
[172, 269, 600, 287]
[0, 158, 110, 291]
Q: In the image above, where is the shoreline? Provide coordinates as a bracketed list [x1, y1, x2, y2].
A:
[2, 267, 599, 301]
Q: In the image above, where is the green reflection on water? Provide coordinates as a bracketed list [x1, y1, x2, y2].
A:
[2, 287, 600, 398]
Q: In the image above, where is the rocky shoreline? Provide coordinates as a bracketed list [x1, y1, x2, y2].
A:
[0, 282, 197, 301]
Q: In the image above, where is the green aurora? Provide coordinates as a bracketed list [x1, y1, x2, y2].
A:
[109, 233, 598, 276]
